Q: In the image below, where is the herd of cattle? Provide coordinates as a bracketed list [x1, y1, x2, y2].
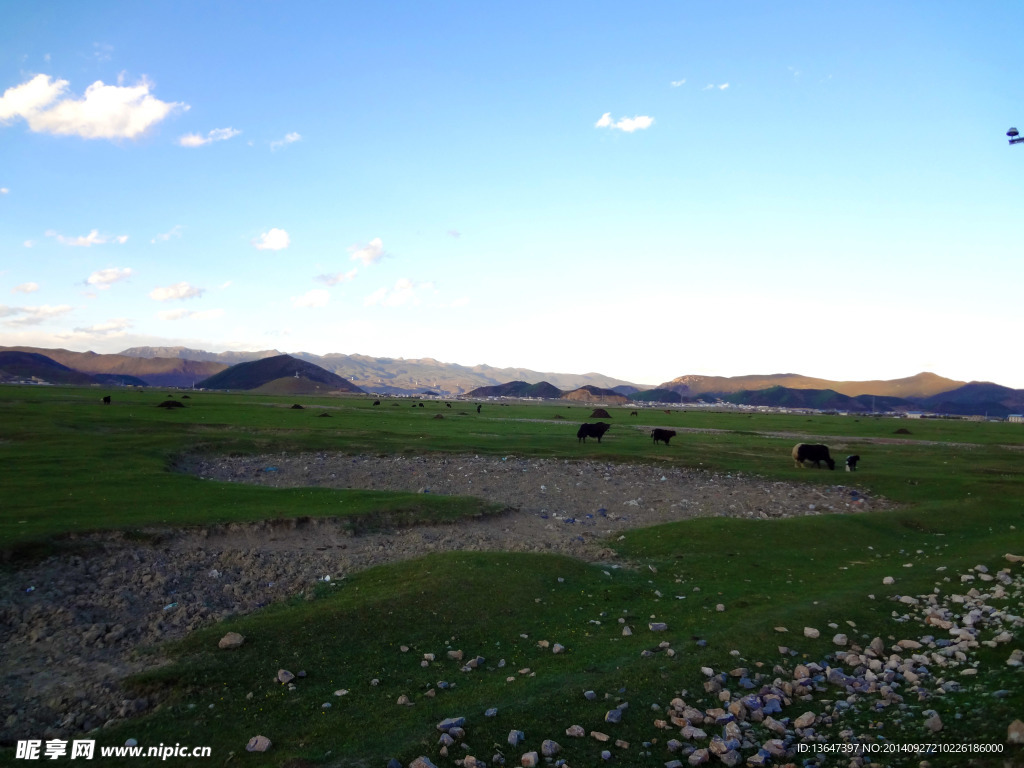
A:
[110, 394, 861, 470]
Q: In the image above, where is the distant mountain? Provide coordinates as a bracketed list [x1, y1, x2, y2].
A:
[120, 346, 283, 365]
[2, 346, 227, 387]
[197, 354, 364, 393]
[119, 347, 639, 395]
[466, 381, 564, 399]
[629, 388, 685, 404]
[660, 372, 963, 400]
[921, 382, 1024, 417]
[0, 351, 97, 385]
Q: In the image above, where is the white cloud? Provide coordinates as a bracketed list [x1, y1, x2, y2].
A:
[594, 112, 654, 133]
[253, 228, 290, 251]
[292, 289, 330, 308]
[315, 268, 358, 286]
[0, 74, 186, 140]
[12, 282, 39, 294]
[0, 303, 74, 326]
[86, 267, 132, 289]
[270, 131, 302, 150]
[149, 282, 205, 301]
[157, 308, 225, 321]
[73, 318, 131, 335]
[670, 79, 686, 87]
[178, 127, 240, 147]
[703, 83, 730, 91]
[0, 187, 8, 194]
[23, 240, 34, 248]
[363, 278, 434, 307]
[719, 83, 730, 90]
[46, 229, 128, 247]
[151, 224, 183, 243]
[349, 237, 386, 265]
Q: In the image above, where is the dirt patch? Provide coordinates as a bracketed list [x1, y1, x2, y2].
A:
[0, 452, 889, 744]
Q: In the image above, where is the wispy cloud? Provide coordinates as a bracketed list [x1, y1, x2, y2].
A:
[315, 268, 358, 286]
[0, 303, 74, 326]
[46, 229, 128, 247]
[86, 267, 132, 289]
[446, 229, 461, 239]
[364, 278, 434, 307]
[349, 237, 386, 265]
[670, 79, 686, 87]
[0, 74, 187, 140]
[149, 282, 204, 301]
[157, 308, 225, 321]
[703, 82, 730, 91]
[178, 127, 240, 148]
[253, 228, 290, 251]
[0, 187, 8, 195]
[292, 289, 330, 308]
[595, 112, 654, 133]
[12, 282, 39, 294]
[270, 131, 302, 151]
[152, 225, 183, 244]
[73, 318, 131, 335]
[92, 43, 114, 63]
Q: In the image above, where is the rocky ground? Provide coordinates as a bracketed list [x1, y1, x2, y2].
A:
[0, 452, 889, 745]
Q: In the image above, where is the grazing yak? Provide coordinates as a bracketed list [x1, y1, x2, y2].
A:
[101, 395, 111, 405]
[630, 411, 638, 417]
[792, 443, 835, 470]
[846, 455, 861, 472]
[651, 428, 676, 445]
[577, 422, 611, 444]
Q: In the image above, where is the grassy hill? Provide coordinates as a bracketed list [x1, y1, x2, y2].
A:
[197, 354, 364, 393]
[0, 351, 98, 385]
[466, 380, 563, 398]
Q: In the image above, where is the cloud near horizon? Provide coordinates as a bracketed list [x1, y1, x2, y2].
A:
[0, 73, 187, 140]
[363, 278, 434, 307]
[253, 228, 290, 251]
[157, 308, 225, 321]
[47, 229, 128, 247]
[73, 318, 131, 335]
[12, 282, 40, 294]
[0, 303, 74, 326]
[86, 267, 132, 289]
[292, 289, 329, 308]
[149, 282, 204, 301]
[178, 127, 241, 147]
[595, 112, 654, 133]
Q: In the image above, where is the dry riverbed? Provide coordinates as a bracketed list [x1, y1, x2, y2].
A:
[0, 452, 888, 744]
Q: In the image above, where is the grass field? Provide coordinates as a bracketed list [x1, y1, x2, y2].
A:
[1, 385, 1023, 767]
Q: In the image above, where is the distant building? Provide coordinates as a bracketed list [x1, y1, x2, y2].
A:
[905, 411, 924, 419]
[1009, 414, 1024, 423]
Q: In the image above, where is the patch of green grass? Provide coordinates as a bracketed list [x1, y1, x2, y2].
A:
[2, 385, 1024, 767]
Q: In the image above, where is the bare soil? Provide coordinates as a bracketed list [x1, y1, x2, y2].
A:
[0, 452, 889, 744]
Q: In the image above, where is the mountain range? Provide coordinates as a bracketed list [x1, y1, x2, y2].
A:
[2, 345, 1024, 417]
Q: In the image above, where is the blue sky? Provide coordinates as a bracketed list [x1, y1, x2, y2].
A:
[2, 1, 1022, 387]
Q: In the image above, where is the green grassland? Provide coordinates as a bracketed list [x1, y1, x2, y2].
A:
[1, 385, 1023, 767]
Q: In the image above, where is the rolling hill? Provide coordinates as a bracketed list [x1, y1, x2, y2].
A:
[660, 371, 963, 400]
[0, 346, 227, 387]
[0, 351, 98, 386]
[197, 354, 365, 393]
[465, 381, 564, 399]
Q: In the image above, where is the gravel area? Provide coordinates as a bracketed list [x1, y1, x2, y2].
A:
[0, 451, 890, 744]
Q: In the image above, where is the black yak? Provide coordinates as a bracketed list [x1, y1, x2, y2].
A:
[577, 422, 611, 443]
[652, 428, 676, 445]
[792, 443, 835, 470]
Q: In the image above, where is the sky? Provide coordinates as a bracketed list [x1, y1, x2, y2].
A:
[1, 1, 1023, 388]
